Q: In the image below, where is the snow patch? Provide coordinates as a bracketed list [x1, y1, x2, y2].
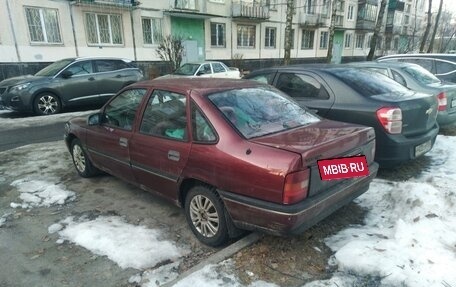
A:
[10, 179, 75, 208]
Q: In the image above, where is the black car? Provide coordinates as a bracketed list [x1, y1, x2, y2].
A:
[0, 57, 144, 115]
[245, 65, 439, 167]
[350, 61, 456, 126]
[377, 53, 456, 84]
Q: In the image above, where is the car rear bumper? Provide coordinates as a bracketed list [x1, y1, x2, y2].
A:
[375, 124, 439, 167]
[219, 162, 379, 236]
[437, 110, 456, 126]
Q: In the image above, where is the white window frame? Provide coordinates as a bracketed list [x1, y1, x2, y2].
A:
[142, 17, 162, 45]
[347, 5, 355, 21]
[265, 27, 276, 48]
[344, 32, 352, 49]
[211, 22, 226, 47]
[85, 12, 124, 46]
[24, 6, 62, 44]
[301, 30, 315, 50]
[237, 24, 256, 48]
[319, 31, 328, 49]
[355, 34, 364, 49]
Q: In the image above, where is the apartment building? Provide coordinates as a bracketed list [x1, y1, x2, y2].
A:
[0, 0, 428, 79]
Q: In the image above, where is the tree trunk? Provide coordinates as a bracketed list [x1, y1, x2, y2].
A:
[367, 0, 387, 60]
[427, 0, 444, 53]
[283, 0, 294, 66]
[420, 0, 433, 52]
[326, 0, 338, 63]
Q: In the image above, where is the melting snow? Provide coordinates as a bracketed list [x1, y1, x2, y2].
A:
[10, 179, 75, 208]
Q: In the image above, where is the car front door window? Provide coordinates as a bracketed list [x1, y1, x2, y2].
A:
[104, 89, 147, 130]
[64, 61, 93, 76]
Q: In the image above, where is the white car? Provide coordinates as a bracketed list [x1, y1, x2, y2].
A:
[163, 61, 241, 79]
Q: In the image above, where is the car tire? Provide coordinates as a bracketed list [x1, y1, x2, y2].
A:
[34, 93, 61, 115]
[71, 139, 99, 178]
[185, 185, 230, 247]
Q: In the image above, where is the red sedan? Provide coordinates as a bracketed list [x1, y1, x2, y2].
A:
[64, 78, 379, 246]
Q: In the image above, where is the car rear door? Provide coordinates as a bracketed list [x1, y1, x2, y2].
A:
[85, 88, 147, 182]
[94, 59, 132, 103]
[273, 72, 335, 117]
[129, 89, 191, 201]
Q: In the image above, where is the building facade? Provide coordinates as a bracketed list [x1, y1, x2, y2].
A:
[0, 0, 431, 79]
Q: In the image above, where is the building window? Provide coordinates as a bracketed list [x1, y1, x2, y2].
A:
[319, 31, 328, 49]
[142, 18, 162, 45]
[265, 27, 276, 48]
[305, 0, 315, 14]
[347, 5, 355, 20]
[175, 0, 196, 9]
[265, 0, 278, 10]
[25, 7, 62, 44]
[85, 13, 123, 45]
[344, 32, 352, 48]
[355, 34, 364, 49]
[211, 23, 226, 47]
[301, 30, 314, 49]
[237, 25, 256, 48]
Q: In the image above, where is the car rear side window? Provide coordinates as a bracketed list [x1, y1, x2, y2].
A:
[249, 73, 275, 84]
[191, 102, 217, 142]
[435, 61, 456, 74]
[139, 90, 188, 141]
[276, 73, 329, 99]
[391, 70, 407, 86]
[95, 60, 126, 73]
[103, 89, 147, 130]
[328, 68, 410, 96]
[212, 63, 226, 73]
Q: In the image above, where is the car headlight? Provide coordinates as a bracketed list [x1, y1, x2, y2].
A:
[10, 83, 31, 92]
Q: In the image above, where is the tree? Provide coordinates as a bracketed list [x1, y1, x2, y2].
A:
[156, 35, 185, 72]
[367, 0, 387, 60]
[283, 0, 294, 65]
[326, 0, 339, 63]
[420, 0, 433, 52]
[427, 0, 444, 53]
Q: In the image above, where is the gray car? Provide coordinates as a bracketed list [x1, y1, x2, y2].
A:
[0, 57, 144, 115]
[351, 61, 456, 126]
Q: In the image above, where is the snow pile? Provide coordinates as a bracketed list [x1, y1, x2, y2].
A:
[10, 179, 75, 209]
[309, 135, 456, 287]
[53, 216, 188, 270]
[129, 261, 180, 287]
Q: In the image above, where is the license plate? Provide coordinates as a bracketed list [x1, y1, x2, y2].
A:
[318, 155, 369, 181]
[415, 140, 432, 157]
[452, 98, 456, 108]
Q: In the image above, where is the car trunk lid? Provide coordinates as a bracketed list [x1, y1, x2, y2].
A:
[252, 120, 376, 197]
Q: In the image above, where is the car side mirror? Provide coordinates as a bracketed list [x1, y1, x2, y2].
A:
[61, 70, 73, 79]
[88, 113, 102, 126]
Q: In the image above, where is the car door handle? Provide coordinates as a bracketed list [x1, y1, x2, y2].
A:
[168, 150, 180, 161]
[88, 77, 95, 81]
[119, 137, 128, 148]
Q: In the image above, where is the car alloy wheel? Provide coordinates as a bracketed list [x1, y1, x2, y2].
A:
[35, 93, 61, 115]
[71, 139, 98, 178]
[185, 185, 229, 246]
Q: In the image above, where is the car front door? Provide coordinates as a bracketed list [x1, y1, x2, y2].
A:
[57, 60, 97, 105]
[274, 72, 335, 117]
[85, 88, 147, 182]
[129, 89, 191, 201]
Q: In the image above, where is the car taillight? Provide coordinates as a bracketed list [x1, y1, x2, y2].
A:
[283, 170, 309, 204]
[437, 92, 447, 111]
[376, 107, 402, 134]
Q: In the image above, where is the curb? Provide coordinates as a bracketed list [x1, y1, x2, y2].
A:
[161, 232, 263, 287]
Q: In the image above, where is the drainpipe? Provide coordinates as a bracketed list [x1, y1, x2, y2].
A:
[130, 8, 137, 61]
[68, 2, 79, 57]
[6, 0, 21, 62]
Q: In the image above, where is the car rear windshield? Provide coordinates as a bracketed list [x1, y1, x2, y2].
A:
[208, 87, 320, 139]
[402, 65, 440, 84]
[174, 64, 199, 76]
[35, 59, 74, 77]
[328, 68, 410, 96]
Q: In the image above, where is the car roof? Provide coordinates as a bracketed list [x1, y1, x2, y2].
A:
[59, 56, 133, 62]
[350, 61, 422, 69]
[248, 63, 358, 74]
[184, 61, 226, 65]
[131, 78, 263, 95]
[378, 53, 456, 60]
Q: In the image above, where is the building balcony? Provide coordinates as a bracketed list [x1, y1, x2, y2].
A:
[388, 0, 405, 11]
[298, 13, 328, 27]
[356, 18, 376, 30]
[232, 1, 270, 20]
[70, 0, 139, 7]
[385, 24, 402, 34]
